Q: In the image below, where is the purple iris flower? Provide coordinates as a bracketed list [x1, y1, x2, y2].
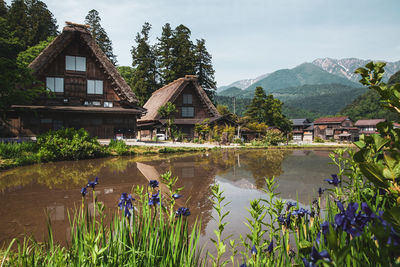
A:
[172, 193, 182, 199]
[291, 208, 309, 218]
[267, 240, 273, 253]
[80, 187, 87, 197]
[334, 201, 377, 237]
[149, 191, 160, 206]
[316, 232, 321, 245]
[310, 246, 330, 262]
[87, 177, 99, 189]
[176, 207, 191, 217]
[124, 205, 131, 217]
[286, 201, 297, 210]
[278, 214, 291, 227]
[302, 258, 317, 267]
[251, 245, 257, 255]
[321, 221, 330, 235]
[239, 264, 248, 267]
[118, 193, 134, 212]
[149, 180, 159, 188]
[324, 174, 341, 186]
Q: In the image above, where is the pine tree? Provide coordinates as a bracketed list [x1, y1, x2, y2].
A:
[245, 86, 292, 133]
[131, 22, 158, 105]
[0, 0, 8, 18]
[156, 23, 174, 85]
[194, 38, 216, 101]
[85, 9, 117, 65]
[7, 0, 57, 50]
[170, 24, 195, 80]
[245, 86, 267, 123]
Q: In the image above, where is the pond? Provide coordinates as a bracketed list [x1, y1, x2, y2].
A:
[0, 149, 338, 250]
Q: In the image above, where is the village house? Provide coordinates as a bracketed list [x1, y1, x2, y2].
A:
[354, 119, 386, 135]
[290, 118, 312, 142]
[137, 75, 226, 140]
[313, 116, 359, 141]
[1, 22, 145, 139]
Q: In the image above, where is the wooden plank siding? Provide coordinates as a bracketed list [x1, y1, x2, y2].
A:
[1, 23, 144, 138]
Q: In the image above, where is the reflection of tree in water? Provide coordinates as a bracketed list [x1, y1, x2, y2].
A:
[241, 150, 292, 188]
[0, 157, 136, 192]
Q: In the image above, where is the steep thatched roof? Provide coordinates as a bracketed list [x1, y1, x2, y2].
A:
[139, 75, 219, 122]
[29, 22, 139, 105]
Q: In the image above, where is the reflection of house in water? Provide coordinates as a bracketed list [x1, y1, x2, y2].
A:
[135, 158, 216, 234]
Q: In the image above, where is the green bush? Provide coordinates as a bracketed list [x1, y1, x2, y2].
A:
[108, 139, 131, 156]
[263, 129, 286, 145]
[314, 136, 325, 143]
[0, 141, 38, 159]
[36, 128, 106, 161]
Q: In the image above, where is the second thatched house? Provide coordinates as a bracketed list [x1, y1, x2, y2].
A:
[137, 75, 226, 140]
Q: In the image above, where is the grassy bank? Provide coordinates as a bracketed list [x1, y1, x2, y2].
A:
[0, 129, 212, 170]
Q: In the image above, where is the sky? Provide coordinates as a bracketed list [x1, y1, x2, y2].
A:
[11, 0, 400, 86]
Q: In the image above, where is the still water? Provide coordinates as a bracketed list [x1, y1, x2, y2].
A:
[0, 149, 338, 248]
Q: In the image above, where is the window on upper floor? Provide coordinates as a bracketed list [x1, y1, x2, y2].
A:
[87, 80, 103, 95]
[66, 56, 86, 71]
[183, 94, 192, 104]
[182, 106, 194, 117]
[46, 77, 64, 93]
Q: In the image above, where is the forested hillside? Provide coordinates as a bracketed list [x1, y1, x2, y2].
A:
[340, 70, 400, 121]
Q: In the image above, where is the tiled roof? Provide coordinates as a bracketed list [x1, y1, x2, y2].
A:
[314, 116, 349, 124]
[355, 119, 386, 126]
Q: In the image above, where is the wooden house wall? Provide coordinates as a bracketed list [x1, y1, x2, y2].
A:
[37, 33, 121, 107]
[3, 111, 138, 139]
[173, 83, 214, 120]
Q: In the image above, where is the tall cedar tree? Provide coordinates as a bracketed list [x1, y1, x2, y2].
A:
[245, 86, 292, 132]
[170, 24, 196, 81]
[131, 22, 158, 106]
[245, 86, 267, 123]
[0, 0, 7, 17]
[194, 38, 217, 101]
[0, 17, 45, 123]
[156, 23, 174, 85]
[85, 9, 117, 65]
[7, 0, 57, 51]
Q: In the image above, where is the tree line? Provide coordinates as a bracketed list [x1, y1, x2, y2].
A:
[120, 22, 216, 106]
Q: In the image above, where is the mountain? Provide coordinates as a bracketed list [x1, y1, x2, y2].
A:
[222, 63, 360, 98]
[216, 84, 367, 118]
[312, 58, 400, 83]
[218, 86, 242, 97]
[217, 73, 269, 92]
